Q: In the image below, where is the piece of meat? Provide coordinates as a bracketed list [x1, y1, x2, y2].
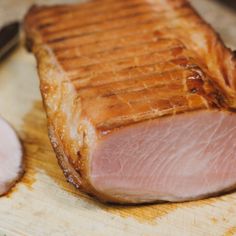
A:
[24, 0, 236, 204]
[0, 117, 23, 196]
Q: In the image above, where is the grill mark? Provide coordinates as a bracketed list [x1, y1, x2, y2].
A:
[94, 95, 190, 132]
[66, 47, 187, 79]
[44, 9, 192, 43]
[120, 84, 185, 107]
[32, 0, 185, 25]
[60, 40, 183, 69]
[47, 13, 198, 49]
[55, 33, 163, 60]
[93, 92, 207, 132]
[50, 20, 166, 50]
[41, 4, 155, 34]
[42, 9, 156, 37]
[81, 83, 186, 126]
[38, 3, 149, 29]
[32, 0, 151, 21]
[77, 69, 192, 100]
[43, 15, 200, 48]
[40, 3, 189, 36]
[31, 1, 134, 20]
[72, 58, 191, 89]
[84, 81, 185, 104]
[44, 12, 159, 43]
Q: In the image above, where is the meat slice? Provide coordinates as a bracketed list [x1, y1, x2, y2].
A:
[24, 0, 236, 204]
[0, 117, 23, 196]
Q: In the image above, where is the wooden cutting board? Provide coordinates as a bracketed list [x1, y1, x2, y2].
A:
[1, 0, 236, 235]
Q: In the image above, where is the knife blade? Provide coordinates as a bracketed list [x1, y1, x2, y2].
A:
[217, 0, 236, 10]
[0, 22, 20, 61]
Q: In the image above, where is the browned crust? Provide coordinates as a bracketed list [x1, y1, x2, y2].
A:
[47, 123, 82, 189]
[24, 0, 236, 203]
[23, 15, 124, 202]
[185, 4, 236, 102]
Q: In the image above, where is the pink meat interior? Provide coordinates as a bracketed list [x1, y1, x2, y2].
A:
[90, 111, 236, 202]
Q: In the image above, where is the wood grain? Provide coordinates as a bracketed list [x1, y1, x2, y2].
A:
[0, 0, 236, 235]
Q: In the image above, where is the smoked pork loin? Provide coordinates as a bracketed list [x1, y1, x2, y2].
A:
[24, 0, 236, 203]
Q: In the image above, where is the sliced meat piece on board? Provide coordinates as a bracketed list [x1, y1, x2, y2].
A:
[0, 117, 23, 196]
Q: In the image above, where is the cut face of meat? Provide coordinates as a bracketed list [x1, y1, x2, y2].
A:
[90, 111, 236, 203]
[0, 117, 23, 196]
